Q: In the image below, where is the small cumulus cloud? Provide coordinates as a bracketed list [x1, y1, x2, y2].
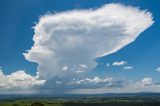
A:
[156, 67, 160, 72]
[56, 81, 63, 85]
[75, 70, 84, 73]
[112, 61, 127, 66]
[75, 64, 88, 73]
[62, 66, 69, 71]
[79, 64, 88, 69]
[123, 66, 133, 70]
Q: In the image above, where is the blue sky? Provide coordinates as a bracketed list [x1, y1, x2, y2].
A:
[0, 0, 160, 94]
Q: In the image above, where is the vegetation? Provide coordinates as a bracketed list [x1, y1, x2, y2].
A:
[0, 96, 160, 106]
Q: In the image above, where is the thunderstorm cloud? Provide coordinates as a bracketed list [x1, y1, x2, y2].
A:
[1, 3, 155, 94]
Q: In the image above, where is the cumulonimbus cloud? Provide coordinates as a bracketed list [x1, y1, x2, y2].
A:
[22, 3, 153, 93]
[24, 3, 153, 78]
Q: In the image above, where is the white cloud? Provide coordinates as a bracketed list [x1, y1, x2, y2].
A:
[123, 66, 133, 70]
[22, 3, 153, 93]
[0, 69, 46, 89]
[112, 61, 127, 66]
[156, 67, 160, 72]
[79, 64, 88, 69]
[68, 77, 115, 89]
[75, 70, 84, 73]
[62, 66, 69, 71]
[75, 64, 88, 73]
[56, 81, 63, 84]
[134, 78, 153, 87]
[70, 77, 113, 85]
[24, 3, 153, 79]
[68, 77, 160, 94]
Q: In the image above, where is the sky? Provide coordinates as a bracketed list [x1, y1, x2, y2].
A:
[0, 0, 160, 94]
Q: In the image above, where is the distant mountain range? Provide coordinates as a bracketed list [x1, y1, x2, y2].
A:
[0, 92, 160, 100]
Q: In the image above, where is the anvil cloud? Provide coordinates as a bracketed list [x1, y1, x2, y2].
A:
[4, 3, 152, 93]
[24, 3, 153, 79]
